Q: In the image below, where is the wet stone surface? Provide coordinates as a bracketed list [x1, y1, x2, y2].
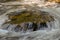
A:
[1, 9, 55, 33]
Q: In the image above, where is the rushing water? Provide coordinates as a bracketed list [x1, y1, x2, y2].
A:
[0, 0, 60, 40]
[0, 8, 60, 40]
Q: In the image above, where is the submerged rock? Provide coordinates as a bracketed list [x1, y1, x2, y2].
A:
[7, 9, 54, 24]
[1, 9, 55, 32]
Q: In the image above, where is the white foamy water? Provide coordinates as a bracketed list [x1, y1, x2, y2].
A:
[0, 16, 8, 27]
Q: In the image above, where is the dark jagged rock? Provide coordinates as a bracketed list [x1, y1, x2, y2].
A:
[32, 22, 38, 31]
[39, 22, 48, 30]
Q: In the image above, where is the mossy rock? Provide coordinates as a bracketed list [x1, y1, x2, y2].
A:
[7, 10, 54, 24]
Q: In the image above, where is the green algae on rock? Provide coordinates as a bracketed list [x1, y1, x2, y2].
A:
[6, 10, 54, 24]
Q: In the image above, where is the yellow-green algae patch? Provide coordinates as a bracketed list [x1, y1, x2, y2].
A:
[7, 10, 54, 24]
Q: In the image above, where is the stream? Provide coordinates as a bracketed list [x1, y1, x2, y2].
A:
[0, 0, 60, 40]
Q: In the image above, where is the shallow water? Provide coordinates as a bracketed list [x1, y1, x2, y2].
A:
[0, 0, 60, 40]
